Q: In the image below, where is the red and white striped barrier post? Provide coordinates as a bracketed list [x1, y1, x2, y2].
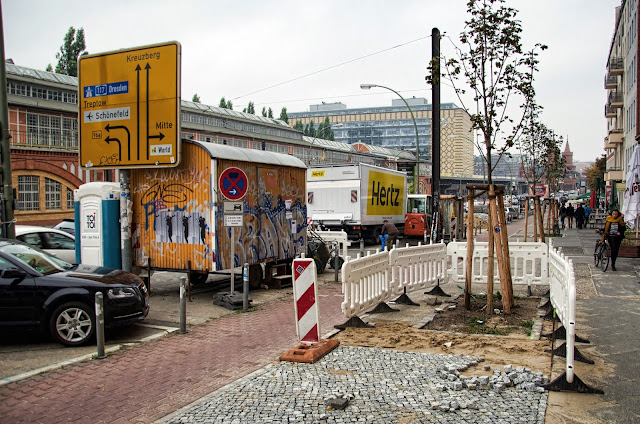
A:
[450, 213, 456, 241]
[280, 257, 340, 363]
[293, 258, 320, 342]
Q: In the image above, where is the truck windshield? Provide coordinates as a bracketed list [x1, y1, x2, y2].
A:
[408, 198, 426, 214]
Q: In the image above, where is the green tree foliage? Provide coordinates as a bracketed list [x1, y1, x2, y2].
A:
[45, 63, 53, 72]
[442, 0, 544, 184]
[54, 27, 88, 77]
[218, 97, 233, 109]
[267, 107, 273, 118]
[304, 120, 316, 137]
[584, 156, 607, 191]
[192, 93, 201, 103]
[293, 120, 304, 132]
[279, 107, 289, 123]
[243, 101, 255, 114]
[318, 117, 335, 140]
[262, 107, 267, 117]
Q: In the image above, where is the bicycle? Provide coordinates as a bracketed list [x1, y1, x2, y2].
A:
[594, 229, 611, 272]
[593, 239, 602, 267]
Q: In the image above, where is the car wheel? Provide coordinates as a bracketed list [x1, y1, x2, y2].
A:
[49, 302, 95, 347]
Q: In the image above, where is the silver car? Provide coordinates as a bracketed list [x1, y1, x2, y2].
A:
[15, 225, 77, 264]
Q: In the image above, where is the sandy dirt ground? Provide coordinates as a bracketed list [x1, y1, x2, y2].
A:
[331, 295, 613, 424]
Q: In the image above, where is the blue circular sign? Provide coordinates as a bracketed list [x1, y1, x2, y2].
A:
[219, 167, 248, 200]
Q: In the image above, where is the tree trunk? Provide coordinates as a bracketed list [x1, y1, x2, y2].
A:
[465, 189, 475, 310]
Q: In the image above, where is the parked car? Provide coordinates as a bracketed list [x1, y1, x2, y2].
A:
[54, 218, 75, 235]
[0, 239, 149, 346]
[504, 207, 513, 223]
[15, 225, 76, 264]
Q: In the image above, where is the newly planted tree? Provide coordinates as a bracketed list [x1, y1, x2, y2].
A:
[442, 0, 545, 313]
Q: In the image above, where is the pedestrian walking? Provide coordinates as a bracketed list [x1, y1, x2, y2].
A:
[559, 204, 567, 229]
[575, 204, 585, 229]
[566, 203, 575, 229]
[381, 219, 399, 251]
[601, 208, 626, 271]
[584, 205, 591, 227]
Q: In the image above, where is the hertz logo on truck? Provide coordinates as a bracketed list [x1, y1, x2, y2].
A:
[366, 170, 405, 216]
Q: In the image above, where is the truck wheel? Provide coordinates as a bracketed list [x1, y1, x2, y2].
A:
[370, 227, 382, 245]
[189, 272, 209, 285]
[314, 258, 326, 274]
[49, 301, 95, 347]
[329, 256, 345, 270]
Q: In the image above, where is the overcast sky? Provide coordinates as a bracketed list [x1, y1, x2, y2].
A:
[3, 0, 621, 162]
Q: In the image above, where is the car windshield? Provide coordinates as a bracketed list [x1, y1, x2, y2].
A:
[0, 243, 73, 275]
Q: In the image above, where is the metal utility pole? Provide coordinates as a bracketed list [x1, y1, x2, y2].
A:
[0, 3, 15, 238]
[431, 27, 441, 241]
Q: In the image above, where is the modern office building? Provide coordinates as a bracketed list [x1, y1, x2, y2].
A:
[604, 0, 638, 208]
[288, 99, 474, 179]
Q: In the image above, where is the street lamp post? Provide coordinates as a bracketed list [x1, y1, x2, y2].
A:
[360, 84, 420, 194]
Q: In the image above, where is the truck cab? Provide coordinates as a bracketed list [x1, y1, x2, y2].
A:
[404, 194, 432, 237]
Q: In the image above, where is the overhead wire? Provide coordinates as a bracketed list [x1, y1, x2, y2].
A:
[230, 35, 430, 102]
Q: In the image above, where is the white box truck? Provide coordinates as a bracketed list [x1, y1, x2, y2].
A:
[306, 163, 407, 242]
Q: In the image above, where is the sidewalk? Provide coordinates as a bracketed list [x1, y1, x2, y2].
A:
[544, 225, 640, 423]
[0, 279, 347, 423]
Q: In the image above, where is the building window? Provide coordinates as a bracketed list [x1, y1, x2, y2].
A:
[63, 91, 77, 104]
[26, 112, 74, 148]
[45, 178, 61, 210]
[18, 175, 39, 211]
[33, 86, 47, 99]
[67, 187, 74, 209]
[62, 117, 78, 147]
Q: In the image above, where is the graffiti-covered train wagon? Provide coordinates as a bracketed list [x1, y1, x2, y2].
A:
[130, 139, 307, 285]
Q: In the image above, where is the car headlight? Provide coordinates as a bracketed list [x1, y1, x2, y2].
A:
[107, 287, 137, 299]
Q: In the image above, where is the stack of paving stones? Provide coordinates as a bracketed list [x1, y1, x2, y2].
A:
[165, 346, 548, 424]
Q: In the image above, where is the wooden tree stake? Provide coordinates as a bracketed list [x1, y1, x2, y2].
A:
[465, 189, 475, 310]
[486, 185, 495, 315]
[497, 193, 514, 311]
[524, 197, 530, 242]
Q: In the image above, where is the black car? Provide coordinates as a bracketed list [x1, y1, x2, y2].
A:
[0, 239, 149, 346]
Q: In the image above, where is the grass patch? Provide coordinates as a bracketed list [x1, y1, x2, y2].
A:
[474, 291, 503, 301]
[519, 320, 534, 337]
[466, 316, 506, 336]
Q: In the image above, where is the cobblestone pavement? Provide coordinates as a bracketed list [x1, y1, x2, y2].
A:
[160, 347, 547, 424]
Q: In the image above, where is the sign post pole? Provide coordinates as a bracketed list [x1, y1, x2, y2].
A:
[230, 226, 235, 293]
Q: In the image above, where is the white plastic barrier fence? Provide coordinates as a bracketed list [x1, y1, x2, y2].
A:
[447, 241, 549, 286]
[341, 250, 390, 318]
[548, 242, 576, 383]
[341, 243, 447, 318]
[315, 230, 351, 258]
[389, 243, 447, 295]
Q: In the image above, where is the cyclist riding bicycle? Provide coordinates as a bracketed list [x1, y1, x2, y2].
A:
[600, 209, 626, 271]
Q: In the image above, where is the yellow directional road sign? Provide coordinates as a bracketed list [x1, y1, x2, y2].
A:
[79, 42, 181, 169]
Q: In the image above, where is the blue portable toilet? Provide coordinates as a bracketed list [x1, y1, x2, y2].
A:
[74, 182, 121, 269]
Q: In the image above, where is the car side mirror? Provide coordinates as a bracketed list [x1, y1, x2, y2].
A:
[1, 268, 27, 279]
